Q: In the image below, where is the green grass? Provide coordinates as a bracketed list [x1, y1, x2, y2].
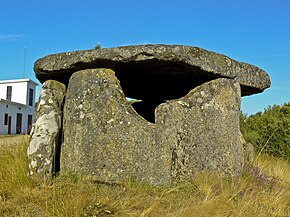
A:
[0, 136, 289, 217]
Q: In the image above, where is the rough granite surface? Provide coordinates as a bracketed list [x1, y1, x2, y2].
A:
[156, 78, 244, 180]
[34, 44, 270, 97]
[29, 44, 268, 184]
[60, 68, 245, 184]
[27, 80, 66, 179]
[240, 132, 255, 163]
[61, 68, 172, 185]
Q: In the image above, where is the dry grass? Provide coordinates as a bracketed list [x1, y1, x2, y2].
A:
[0, 135, 29, 147]
[0, 136, 289, 217]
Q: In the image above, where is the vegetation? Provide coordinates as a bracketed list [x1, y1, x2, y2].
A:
[0, 136, 289, 216]
[94, 42, 101, 50]
[240, 102, 290, 162]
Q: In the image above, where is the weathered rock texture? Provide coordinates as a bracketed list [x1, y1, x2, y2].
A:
[34, 45, 270, 98]
[28, 44, 271, 185]
[61, 68, 171, 185]
[27, 80, 66, 179]
[240, 132, 255, 163]
[61, 70, 244, 184]
[156, 78, 243, 180]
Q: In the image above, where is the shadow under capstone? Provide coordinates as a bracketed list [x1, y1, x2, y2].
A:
[28, 44, 270, 185]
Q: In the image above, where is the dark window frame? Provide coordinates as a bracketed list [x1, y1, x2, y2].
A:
[16, 113, 22, 134]
[27, 114, 33, 134]
[4, 113, 8, 125]
[29, 88, 34, 106]
[6, 86, 12, 101]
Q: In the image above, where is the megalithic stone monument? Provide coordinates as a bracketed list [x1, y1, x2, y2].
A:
[28, 44, 270, 184]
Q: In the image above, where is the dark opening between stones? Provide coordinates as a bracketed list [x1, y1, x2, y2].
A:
[37, 58, 257, 123]
[47, 60, 224, 123]
[111, 60, 222, 123]
[35, 45, 270, 123]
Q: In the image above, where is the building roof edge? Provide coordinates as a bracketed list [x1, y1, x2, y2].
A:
[0, 78, 39, 86]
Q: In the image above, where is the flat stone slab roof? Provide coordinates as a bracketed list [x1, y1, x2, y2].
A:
[34, 44, 270, 98]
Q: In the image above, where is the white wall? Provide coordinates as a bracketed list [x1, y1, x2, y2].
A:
[0, 80, 28, 105]
[0, 79, 38, 135]
[26, 81, 37, 107]
[0, 101, 34, 134]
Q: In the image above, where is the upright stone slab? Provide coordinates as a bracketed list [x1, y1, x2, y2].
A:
[240, 132, 255, 164]
[61, 68, 172, 185]
[30, 44, 271, 185]
[28, 80, 66, 179]
[156, 78, 244, 180]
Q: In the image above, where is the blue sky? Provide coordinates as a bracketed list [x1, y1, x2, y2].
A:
[0, 0, 289, 115]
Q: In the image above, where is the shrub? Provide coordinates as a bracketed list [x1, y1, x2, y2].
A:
[240, 102, 290, 162]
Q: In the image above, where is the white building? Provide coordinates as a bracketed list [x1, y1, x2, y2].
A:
[0, 79, 38, 134]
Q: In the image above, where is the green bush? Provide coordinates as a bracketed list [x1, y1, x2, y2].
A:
[240, 102, 290, 162]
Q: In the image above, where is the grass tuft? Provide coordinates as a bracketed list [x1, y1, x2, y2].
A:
[0, 136, 289, 216]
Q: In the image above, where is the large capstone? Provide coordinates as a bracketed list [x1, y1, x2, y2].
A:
[28, 44, 271, 185]
[34, 45, 270, 98]
[27, 80, 66, 179]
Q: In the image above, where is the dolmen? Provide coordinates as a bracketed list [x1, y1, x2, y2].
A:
[27, 44, 270, 185]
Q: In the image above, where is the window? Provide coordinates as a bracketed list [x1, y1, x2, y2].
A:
[29, 88, 34, 106]
[4, 113, 8, 125]
[8, 116, 12, 134]
[27, 115, 33, 134]
[16, 113, 22, 134]
[6, 86, 12, 101]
